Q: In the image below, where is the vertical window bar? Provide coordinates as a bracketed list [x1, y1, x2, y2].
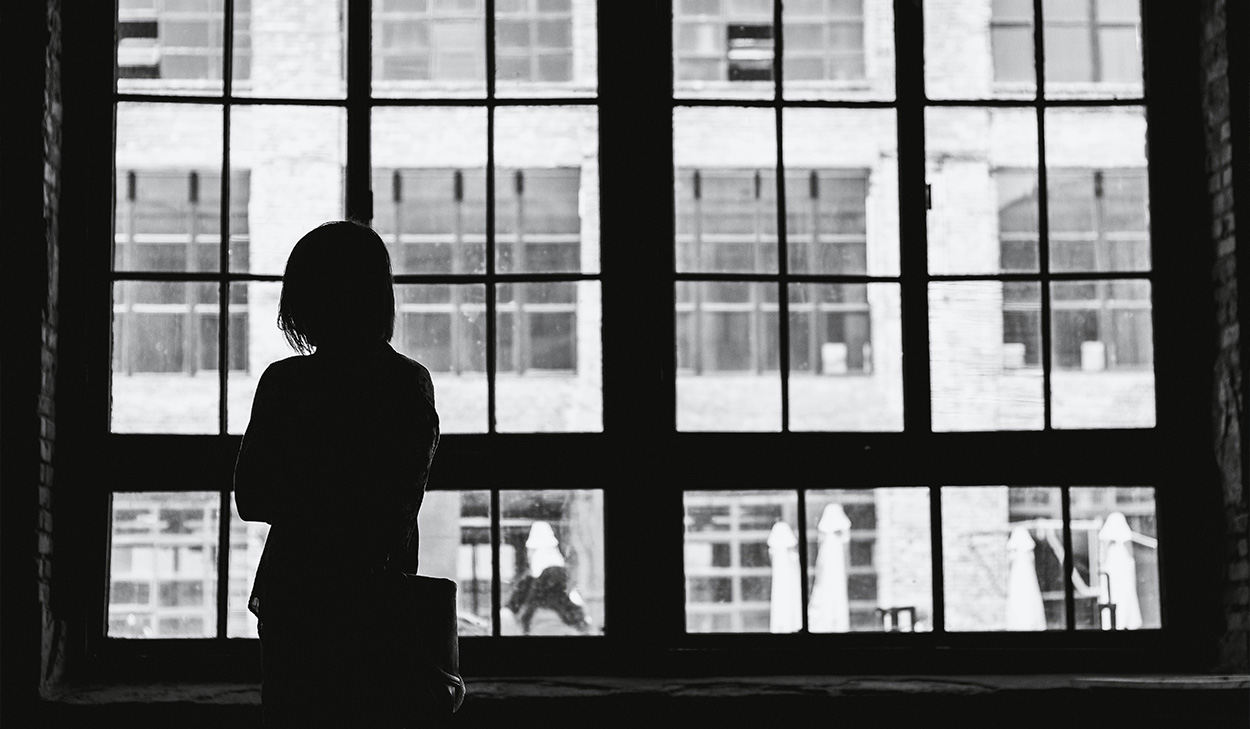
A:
[217, 0, 236, 641]
[692, 170, 703, 375]
[1034, 0, 1055, 430]
[187, 171, 199, 378]
[895, 0, 931, 432]
[1061, 485, 1076, 630]
[453, 171, 465, 375]
[345, 0, 372, 221]
[796, 489, 811, 633]
[490, 490, 502, 637]
[392, 171, 405, 352]
[486, 0, 498, 432]
[773, 0, 791, 431]
[122, 172, 137, 375]
[514, 170, 526, 374]
[929, 484, 945, 633]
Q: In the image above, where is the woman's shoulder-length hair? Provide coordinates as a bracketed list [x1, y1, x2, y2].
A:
[278, 220, 395, 354]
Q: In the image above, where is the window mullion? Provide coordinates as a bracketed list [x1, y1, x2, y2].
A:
[345, 0, 373, 221]
[895, 0, 931, 434]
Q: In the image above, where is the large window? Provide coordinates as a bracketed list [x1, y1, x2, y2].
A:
[92, 0, 1201, 674]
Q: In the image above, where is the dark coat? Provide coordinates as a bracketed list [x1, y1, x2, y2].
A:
[234, 342, 439, 727]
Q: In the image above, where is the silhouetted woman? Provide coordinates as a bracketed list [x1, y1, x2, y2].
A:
[235, 221, 440, 728]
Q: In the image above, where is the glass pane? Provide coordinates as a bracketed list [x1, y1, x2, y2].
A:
[789, 283, 903, 431]
[230, 106, 346, 275]
[373, 0, 486, 98]
[930, 281, 1044, 431]
[501, 490, 605, 636]
[494, 106, 599, 274]
[784, 109, 898, 276]
[233, 0, 345, 98]
[373, 107, 488, 275]
[1051, 279, 1155, 428]
[117, 0, 225, 96]
[783, 1, 892, 101]
[674, 107, 777, 274]
[115, 103, 224, 273]
[1045, 108, 1150, 273]
[943, 487, 1067, 631]
[805, 489, 932, 632]
[495, 281, 602, 432]
[926, 107, 1039, 275]
[926, 0, 1035, 99]
[394, 284, 488, 434]
[227, 492, 270, 638]
[674, 0, 774, 100]
[1044, 0, 1143, 97]
[684, 490, 800, 633]
[1070, 486, 1160, 630]
[227, 282, 289, 434]
[495, 0, 595, 97]
[677, 281, 782, 432]
[109, 492, 220, 638]
[112, 281, 220, 433]
[417, 491, 493, 636]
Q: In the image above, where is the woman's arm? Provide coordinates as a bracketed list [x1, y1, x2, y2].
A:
[234, 363, 294, 523]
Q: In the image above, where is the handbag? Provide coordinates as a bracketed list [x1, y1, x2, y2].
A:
[372, 569, 467, 717]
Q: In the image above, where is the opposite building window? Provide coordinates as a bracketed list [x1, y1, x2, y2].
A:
[374, 0, 575, 83]
[373, 167, 582, 374]
[113, 169, 251, 375]
[674, 168, 871, 375]
[998, 168, 1151, 371]
[674, 0, 866, 83]
[990, 0, 1143, 85]
[117, 0, 251, 81]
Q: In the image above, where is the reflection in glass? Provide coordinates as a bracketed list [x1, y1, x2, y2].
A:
[684, 490, 800, 633]
[676, 281, 782, 432]
[417, 491, 494, 637]
[789, 283, 903, 432]
[494, 106, 599, 274]
[805, 489, 932, 632]
[1070, 486, 1160, 630]
[926, 107, 1038, 275]
[112, 281, 221, 434]
[393, 284, 489, 434]
[943, 487, 1066, 631]
[1051, 279, 1154, 428]
[501, 490, 605, 636]
[227, 282, 286, 435]
[675, 107, 776, 273]
[930, 281, 1044, 431]
[230, 105, 346, 274]
[373, 107, 489, 275]
[495, 281, 601, 432]
[109, 492, 220, 638]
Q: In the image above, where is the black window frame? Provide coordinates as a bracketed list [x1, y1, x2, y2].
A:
[70, 0, 1218, 679]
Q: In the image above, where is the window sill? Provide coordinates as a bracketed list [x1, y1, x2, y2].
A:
[37, 674, 1250, 728]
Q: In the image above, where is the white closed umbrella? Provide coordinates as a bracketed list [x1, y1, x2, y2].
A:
[1099, 512, 1142, 630]
[808, 504, 851, 633]
[1004, 526, 1047, 631]
[767, 521, 802, 633]
[526, 521, 565, 575]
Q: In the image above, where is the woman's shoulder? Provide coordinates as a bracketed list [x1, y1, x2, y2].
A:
[383, 347, 437, 402]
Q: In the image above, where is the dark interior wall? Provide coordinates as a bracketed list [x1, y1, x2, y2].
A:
[0, 0, 65, 719]
[1202, 0, 1250, 672]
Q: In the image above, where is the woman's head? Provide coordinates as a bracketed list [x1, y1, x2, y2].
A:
[278, 220, 395, 354]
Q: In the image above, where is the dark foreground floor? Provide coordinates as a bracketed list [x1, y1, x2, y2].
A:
[33, 674, 1250, 728]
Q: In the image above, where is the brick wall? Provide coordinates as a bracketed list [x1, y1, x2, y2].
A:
[39, 0, 66, 692]
[1201, 0, 1250, 672]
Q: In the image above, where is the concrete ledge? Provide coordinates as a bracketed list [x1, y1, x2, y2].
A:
[37, 674, 1250, 728]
